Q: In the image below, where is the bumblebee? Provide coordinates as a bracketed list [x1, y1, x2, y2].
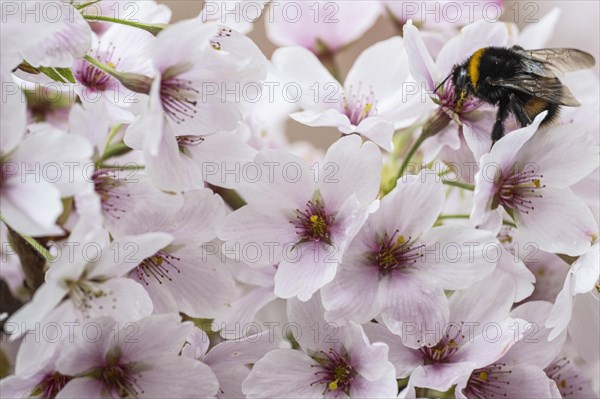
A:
[448, 46, 595, 144]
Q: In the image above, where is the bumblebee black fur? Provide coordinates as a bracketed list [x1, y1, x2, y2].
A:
[449, 45, 596, 144]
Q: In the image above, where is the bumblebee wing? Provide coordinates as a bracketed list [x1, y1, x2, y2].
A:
[487, 74, 581, 106]
[511, 47, 596, 76]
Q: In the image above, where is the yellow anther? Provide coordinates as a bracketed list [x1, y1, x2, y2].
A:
[328, 380, 339, 391]
[107, 62, 116, 69]
[479, 371, 488, 381]
[532, 179, 541, 188]
[560, 379, 567, 388]
[155, 256, 163, 266]
[364, 103, 373, 114]
[396, 235, 405, 245]
[310, 215, 320, 223]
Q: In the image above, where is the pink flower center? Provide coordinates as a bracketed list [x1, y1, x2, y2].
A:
[339, 83, 377, 126]
[176, 135, 205, 148]
[93, 169, 130, 220]
[33, 372, 72, 399]
[76, 43, 120, 91]
[100, 353, 144, 398]
[372, 230, 424, 275]
[463, 363, 513, 398]
[291, 199, 334, 244]
[310, 349, 355, 395]
[545, 357, 588, 397]
[136, 251, 181, 285]
[494, 167, 545, 214]
[420, 322, 467, 363]
[435, 79, 482, 115]
[160, 75, 199, 125]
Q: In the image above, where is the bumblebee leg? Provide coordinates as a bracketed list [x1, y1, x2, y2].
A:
[491, 101, 510, 145]
[509, 93, 533, 127]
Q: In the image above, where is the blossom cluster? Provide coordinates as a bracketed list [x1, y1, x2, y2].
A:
[0, 1, 598, 398]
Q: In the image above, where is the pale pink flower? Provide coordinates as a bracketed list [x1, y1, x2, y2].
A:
[265, 1, 381, 53]
[183, 327, 280, 399]
[243, 295, 397, 398]
[272, 37, 426, 151]
[219, 135, 382, 301]
[116, 189, 236, 319]
[365, 274, 528, 393]
[471, 112, 599, 256]
[0, 81, 93, 236]
[6, 223, 171, 339]
[55, 314, 219, 398]
[321, 171, 497, 348]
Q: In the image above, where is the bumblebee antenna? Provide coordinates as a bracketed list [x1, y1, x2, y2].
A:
[434, 73, 452, 94]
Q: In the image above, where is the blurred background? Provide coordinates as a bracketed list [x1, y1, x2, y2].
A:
[158, 0, 600, 148]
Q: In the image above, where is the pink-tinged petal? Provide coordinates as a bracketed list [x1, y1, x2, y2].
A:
[496, 246, 535, 302]
[545, 270, 575, 339]
[289, 109, 353, 132]
[345, 37, 415, 114]
[504, 301, 566, 368]
[568, 292, 600, 365]
[218, 205, 297, 265]
[468, 364, 557, 399]
[117, 315, 193, 362]
[573, 243, 600, 294]
[6, 282, 68, 339]
[56, 317, 118, 375]
[321, 261, 380, 326]
[516, 8, 561, 48]
[362, 322, 423, 379]
[515, 188, 596, 256]
[355, 117, 395, 151]
[488, 111, 548, 175]
[271, 46, 342, 110]
[1, 180, 63, 237]
[82, 278, 153, 324]
[164, 189, 226, 243]
[348, 364, 398, 399]
[410, 362, 476, 393]
[242, 349, 324, 399]
[135, 354, 219, 398]
[0, 73, 25, 154]
[470, 155, 502, 232]
[182, 327, 210, 360]
[320, 135, 382, 210]
[515, 123, 599, 189]
[56, 378, 105, 399]
[209, 363, 255, 399]
[421, 124, 462, 163]
[402, 22, 438, 91]
[275, 242, 339, 301]
[142, 250, 236, 319]
[287, 294, 343, 355]
[214, 286, 277, 339]
[234, 149, 317, 211]
[461, 110, 496, 160]
[374, 171, 445, 240]
[379, 271, 449, 349]
[204, 331, 280, 367]
[436, 19, 508, 77]
[344, 321, 392, 381]
[143, 127, 195, 193]
[266, 2, 380, 53]
[0, 374, 43, 399]
[21, 2, 91, 68]
[187, 130, 257, 190]
[454, 317, 528, 368]
[417, 225, 497, 290]
[448, 271, 515, 330]
[87, 232, 174, 279]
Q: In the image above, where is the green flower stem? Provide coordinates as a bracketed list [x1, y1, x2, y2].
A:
[97, 163, 146, 171]
[441, 180, 475, 191]
[396, 130, 428, 180]
[437, 214, 470, 220]
[82, 14, 165, 36]
[98, 142, 132, 164]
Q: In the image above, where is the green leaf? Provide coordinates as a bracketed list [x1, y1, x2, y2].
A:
[56, 67, 76, 83]
[38, 66, 66, 83]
